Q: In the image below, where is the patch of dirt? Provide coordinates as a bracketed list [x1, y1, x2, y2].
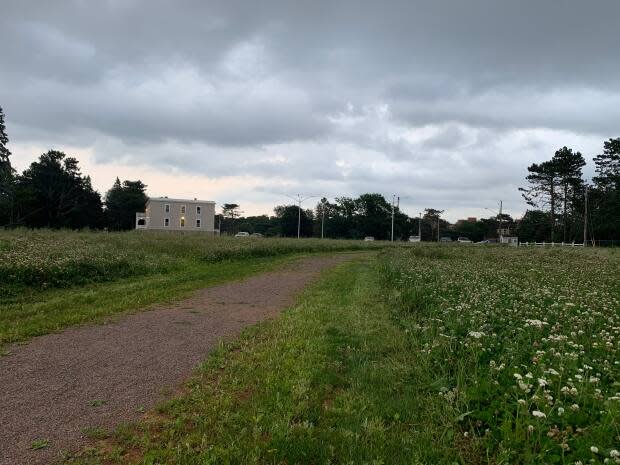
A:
[0, 254, 356, 465]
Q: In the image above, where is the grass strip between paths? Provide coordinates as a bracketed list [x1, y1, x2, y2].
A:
[67, 254, 461, 465]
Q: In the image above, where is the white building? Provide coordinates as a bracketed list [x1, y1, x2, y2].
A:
[136, 197, 217, 233]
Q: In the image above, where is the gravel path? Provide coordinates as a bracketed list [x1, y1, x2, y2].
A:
[0, 254, 354, 465]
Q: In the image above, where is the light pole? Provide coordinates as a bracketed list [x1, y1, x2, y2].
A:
[485, 200, 503, 242]
[418, 212, 422, 239]
[286, 194, 316, 238]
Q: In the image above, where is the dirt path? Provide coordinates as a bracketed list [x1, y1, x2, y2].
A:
[0, 254, 356, 465]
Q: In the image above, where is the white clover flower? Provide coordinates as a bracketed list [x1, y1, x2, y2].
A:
[538, 378, 548, 387]
[518, 399, 527, 405]
[532, 410, 546, 418]
[514, 373, 523, 380]
[468, 331, 484, 339]
[591, 446, 599, 454]
[570, 403, 580, 411]
[557, 407, 565, 416]
[611, 450, 620, 458]
[527, 425, 534, 432]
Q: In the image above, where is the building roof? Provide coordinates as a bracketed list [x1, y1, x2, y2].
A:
[148, 197, 215, 205]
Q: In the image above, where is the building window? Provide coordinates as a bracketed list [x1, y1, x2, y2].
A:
[196, 205, 201, 215]
[180, 217, 185, 227]
[164, 218, 170, 227]
[180, 205, 186, 214]
[196, 219, 201, 228]
[165, 204, 170, 213]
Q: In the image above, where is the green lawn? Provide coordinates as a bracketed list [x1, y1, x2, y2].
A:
[65, 246, 620, 465]
[0, 230, 389, 347]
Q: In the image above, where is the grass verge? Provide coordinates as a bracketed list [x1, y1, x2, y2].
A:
[66, 254, 462, 465]
[0, 252, 336, 347]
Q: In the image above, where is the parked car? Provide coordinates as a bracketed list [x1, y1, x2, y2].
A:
[251, 233, 263, 237]
[457, 237, 472, 243]
[364, 236, 375, 241]
[234, 231, 250, 237]
[408, 235, 421, 242]
[440, 236, 453, 242]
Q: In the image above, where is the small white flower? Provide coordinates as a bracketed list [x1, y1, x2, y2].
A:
[468, 331, 484, 339]
[591, 446, 599, 454]
[532, 410, 546, 418]
[527, 424, 535, 433]
[610, 450, 620, 458]
[518, 399, 527, 405]
[557, 407, 565, 416]
[514, 373, 523, 380]
[571, 403, 580, 411]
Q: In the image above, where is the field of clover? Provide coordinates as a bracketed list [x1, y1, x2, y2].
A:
[0, 229, 385, 296]
[380, 245, 620, 464]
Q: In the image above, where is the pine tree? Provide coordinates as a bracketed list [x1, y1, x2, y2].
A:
[552, 147, 586, 241]
[519, 160, 560, 241]
[0, 105, 15, 226]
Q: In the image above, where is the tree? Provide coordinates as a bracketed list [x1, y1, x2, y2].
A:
[220, 203, 241, 235]
[423, 208, 445, 241]
[520, 159, 560, 242]
[591, 138, 620, 240]
[517, 210, 552, 243]
[104, 178, 148, 230]
[16, 150, 104, 228]
[552, 147, 586, 241]
[274, 204, 313, 237]
[0, 105, 15, 226]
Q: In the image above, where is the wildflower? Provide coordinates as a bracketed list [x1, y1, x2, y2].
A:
[532, 410, 546, 418]
[591, 446, 599, 454]
[610, 450, 619, 458]
[570, 404, 580, 411]
[538, 378, 548, 387]
[468, 331, 484, 339]
[557, 407, 565, 416]
[514, 373, 523, 380]
[518, 399, 527, 405]
[527, 425, 535, 433]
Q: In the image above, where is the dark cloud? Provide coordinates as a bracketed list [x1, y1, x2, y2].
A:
[1, 0, 618, 219]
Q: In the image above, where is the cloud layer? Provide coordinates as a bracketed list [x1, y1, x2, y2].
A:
[2, 0, 618, 219]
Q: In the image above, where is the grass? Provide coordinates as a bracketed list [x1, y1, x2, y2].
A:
[64, 245, 620, 465]
[0, 230, 389, 346]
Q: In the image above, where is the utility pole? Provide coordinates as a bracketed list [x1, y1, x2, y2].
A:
[286, 194, 315, 239]
[391, 195, 395, 242]
[437, 216, 440, 242]
[583, 185, 588, 246]
[498, 200, 503, 242]
[418, 212, 422, 239]
[321, 206, 325, 239]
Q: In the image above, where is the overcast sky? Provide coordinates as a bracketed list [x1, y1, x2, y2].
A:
[1, 0, 618, 220]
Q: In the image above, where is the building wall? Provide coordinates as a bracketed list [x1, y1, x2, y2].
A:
[146, 199, 215, 232]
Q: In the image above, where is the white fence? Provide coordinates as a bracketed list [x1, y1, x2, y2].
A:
[519, 241, 584, 247]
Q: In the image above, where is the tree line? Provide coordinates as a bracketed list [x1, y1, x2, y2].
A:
[519, 142, 619, 243]
[1, 104, 618, 241]
[0, 106, 147, 230]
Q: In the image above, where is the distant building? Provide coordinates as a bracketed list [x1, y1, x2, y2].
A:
[136, 197, 217, 233]
[467, 217, 477, 223]
[500, 236, 519, 246]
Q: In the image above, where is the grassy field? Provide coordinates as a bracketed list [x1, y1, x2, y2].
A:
[66, 246, 620, 465]
[0, 230, 386, 346]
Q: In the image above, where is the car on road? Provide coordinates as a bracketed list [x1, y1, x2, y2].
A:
[251, 233, 263, 237]
[457, 237, 472, 243]
[364, 236, 375, 241]
[234, 232, 250, 237]
[408, 235, 421, 242]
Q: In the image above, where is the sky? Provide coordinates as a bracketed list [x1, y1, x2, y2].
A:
[1, 0, 618, 221]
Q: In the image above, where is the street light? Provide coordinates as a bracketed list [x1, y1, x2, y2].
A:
[285, 194, 316, 238]
[485, 200, 503, 241]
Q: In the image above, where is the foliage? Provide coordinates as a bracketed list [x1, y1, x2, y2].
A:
[13, 151, 103, 229]
[104, 178, 148, 230]
[381, 245, 620, 463]
[0, 105, 15, 226]
[274, 204, 314, 237]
